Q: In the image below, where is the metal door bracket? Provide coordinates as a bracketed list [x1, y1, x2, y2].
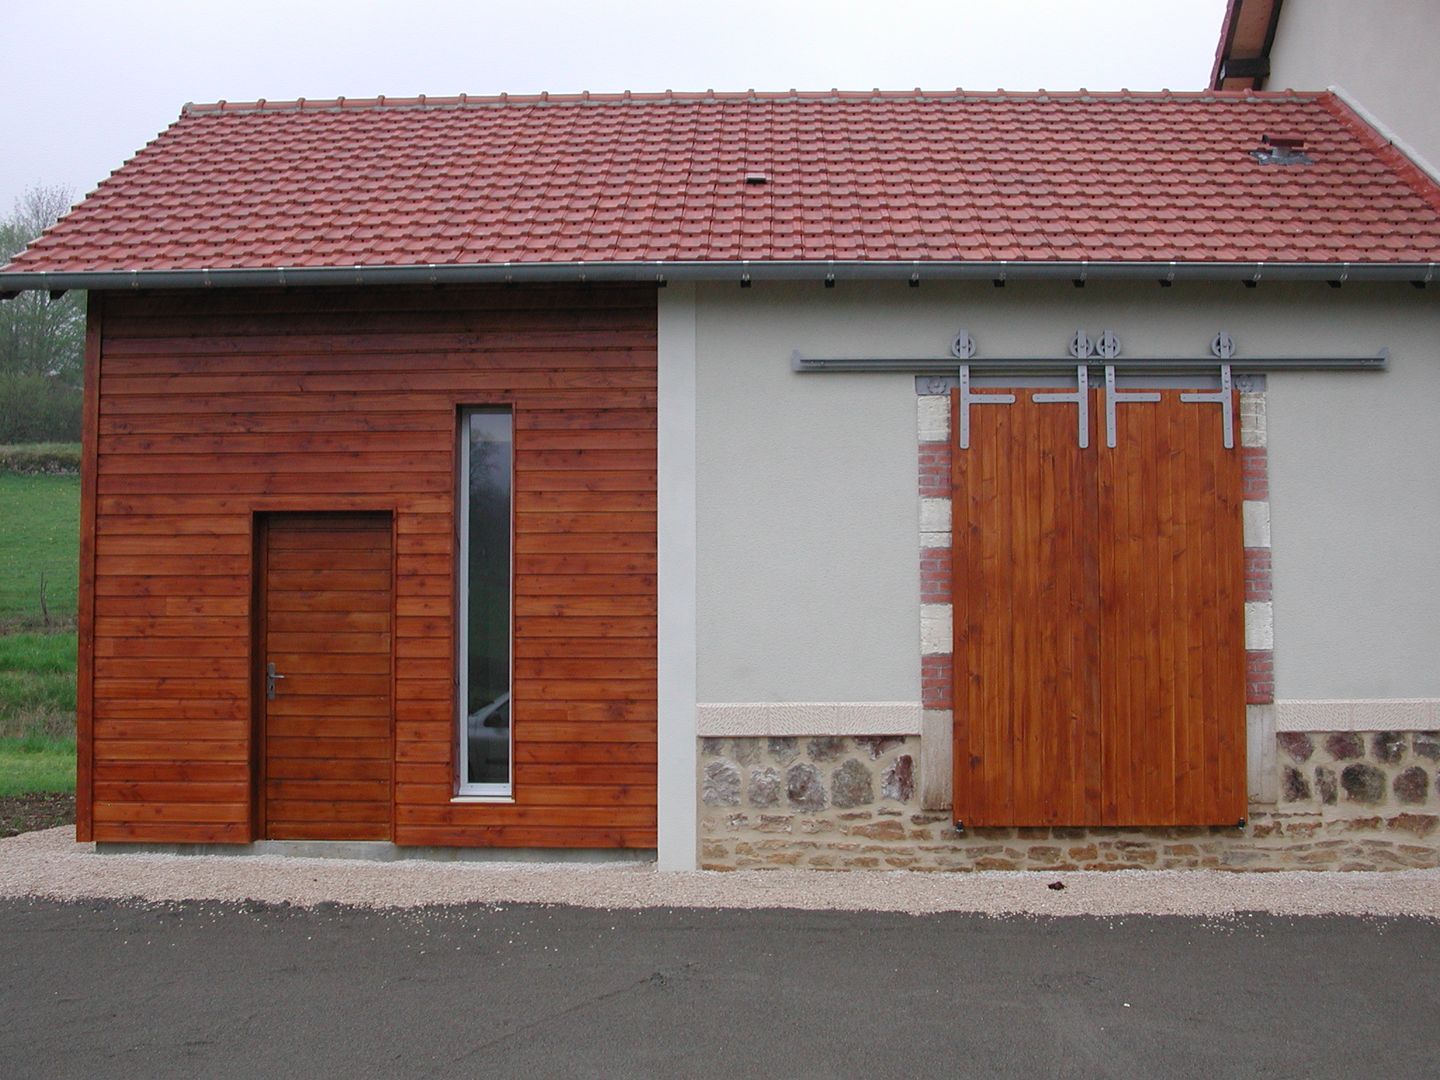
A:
[957, 364, 1016, 449]
[1104, 365, 1160, 448]
[1180, 363, 1235, 448]
[1034, 364, 1091, 448]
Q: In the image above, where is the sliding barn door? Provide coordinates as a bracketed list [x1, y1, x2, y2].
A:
[952, 385, 1245, 827]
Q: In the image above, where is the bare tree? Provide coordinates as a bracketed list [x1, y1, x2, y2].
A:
[0, 185, 85, 382]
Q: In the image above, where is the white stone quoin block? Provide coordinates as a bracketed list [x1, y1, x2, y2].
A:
[1242, 500, 1271, 548]
[919, 497, 952, 534]
[920, 530, 951, 549]
[920, 603, 953, 655]
[1240, 391, 1267, 448]
[917, 395, 950, 441]
[1245, 600, 1274, 651]
[919, 709, 953, 810]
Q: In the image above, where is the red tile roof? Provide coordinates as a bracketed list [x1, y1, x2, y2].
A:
[8, 89, 1440, 277]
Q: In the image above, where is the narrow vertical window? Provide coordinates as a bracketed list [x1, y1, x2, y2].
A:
[458, 408, 513, 796]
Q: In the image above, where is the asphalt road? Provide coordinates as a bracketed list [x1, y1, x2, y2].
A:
[0, 898, 1434, 1079]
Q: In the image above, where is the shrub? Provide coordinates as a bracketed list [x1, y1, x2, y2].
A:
[0, 375, 82, 444]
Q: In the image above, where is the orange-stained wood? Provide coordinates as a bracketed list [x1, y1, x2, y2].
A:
[258, 512, 394, 841]
[83, 285, 657, 849]
[952, 387, 1245, 827]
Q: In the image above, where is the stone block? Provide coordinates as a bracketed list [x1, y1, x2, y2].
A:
[1325, 733, 1365, 761]
[806, 736, 844, 762]
[701, 737, 726, 757]
[1314, 767, 1338, 805]
[755, 815, 794, 834]
[832, 760, 874, 808]
[767, 737, 799, 764]
[854, 735, 906, 759]
[732, 738, 762, 766]
[786, 763, 826, 810]
[1393, 767, 1430, 805]
[749, 767, 782, 807]
[881, 755, 916, 802]
[1372, 731, 1407, 765]
[1386, 813, 1439, 838]
[702, 760, 740, 806]
[1277, 732, 1314, 764]
[1281, 766, 1311, 802]
[849, 819, 906, 840]
[1414, 732, 1440, 762]
[1341, 763, 1387, 805]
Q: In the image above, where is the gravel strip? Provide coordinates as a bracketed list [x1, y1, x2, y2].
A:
[3, 826, 1438, 916]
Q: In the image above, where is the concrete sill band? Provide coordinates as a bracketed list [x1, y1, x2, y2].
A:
[95, 841, 657, 864]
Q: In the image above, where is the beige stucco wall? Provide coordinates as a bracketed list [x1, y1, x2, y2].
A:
[1266, 0, 1440, 175]
[694, 279, 1440, 704]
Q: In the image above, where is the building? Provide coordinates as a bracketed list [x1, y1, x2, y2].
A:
[2, 87, 1438, 871]
[1213, 0, 1440, 175]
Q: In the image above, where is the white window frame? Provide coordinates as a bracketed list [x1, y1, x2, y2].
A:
[455, 406, 515, 801]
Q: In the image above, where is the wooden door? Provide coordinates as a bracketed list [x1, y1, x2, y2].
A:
[953, 386, 1245, 827]
[257, 512, 394, 841]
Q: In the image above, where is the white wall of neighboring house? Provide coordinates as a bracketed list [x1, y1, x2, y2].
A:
[1265, 0, 1440, 178]
[691, 280, 1440, 710]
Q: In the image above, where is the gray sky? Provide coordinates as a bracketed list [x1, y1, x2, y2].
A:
[2, 0, 1228, 214]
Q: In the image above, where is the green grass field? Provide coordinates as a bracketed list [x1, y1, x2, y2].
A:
[0, 472, 80, 629]
[0, 736, 74, 796]
[0, 466, 80, 796]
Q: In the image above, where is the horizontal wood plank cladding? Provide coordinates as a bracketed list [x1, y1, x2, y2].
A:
[89, 285, 657, 849]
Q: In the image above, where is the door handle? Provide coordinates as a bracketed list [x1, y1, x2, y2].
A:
[266, 661, 286, 701]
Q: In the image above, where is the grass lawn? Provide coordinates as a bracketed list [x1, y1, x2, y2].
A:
[0, 631, 77, 795]
[0, 736, 75, 796]
[0, 472, 80, 629]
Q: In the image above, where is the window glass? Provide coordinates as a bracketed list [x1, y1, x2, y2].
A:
[460, 409, 512, 791]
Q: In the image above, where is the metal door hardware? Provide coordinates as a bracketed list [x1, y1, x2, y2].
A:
[1034, 364, 1091, 448]
[1104, 365, 1160, 448]
[266, 661, 285, 701]
[957, 363, 1015, 449]
[1181, 363, 1235, 448]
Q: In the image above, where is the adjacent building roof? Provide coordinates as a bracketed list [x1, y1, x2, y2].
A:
[1211, 0, 1284, 91]
[5, 88, 1440, 290]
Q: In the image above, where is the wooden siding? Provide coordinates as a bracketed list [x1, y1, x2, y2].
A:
[952, 387, 1246, 827]
[83, 285, 657, 848]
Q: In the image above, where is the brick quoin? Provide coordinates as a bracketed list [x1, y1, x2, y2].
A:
[918, 438, 952, 497]
[1246, 650, 1275, 704]
[919, 417, 956, 712]
[1242, 426, 1274, 704]
[922, 655, 954, 707]
[1241, 446, 1269, 499]
[1244, 547, 1272, 601]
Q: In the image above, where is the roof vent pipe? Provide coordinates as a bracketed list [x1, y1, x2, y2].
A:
[1252, 134, 1312, 165]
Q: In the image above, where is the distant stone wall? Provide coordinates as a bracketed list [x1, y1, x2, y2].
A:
[698, 733, 1439, 871]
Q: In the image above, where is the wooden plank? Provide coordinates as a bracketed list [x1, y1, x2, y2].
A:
[76, 299, 102, 842]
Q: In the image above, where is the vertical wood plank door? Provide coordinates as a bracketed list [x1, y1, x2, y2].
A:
[260, 512, 394, 841]
[952, 386, 1245, 827]
[953, 388, 1102, 828]
[1099, 391, 1247, 827]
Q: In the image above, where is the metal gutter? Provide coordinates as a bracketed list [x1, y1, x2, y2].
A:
[1, 259, 1438, 296]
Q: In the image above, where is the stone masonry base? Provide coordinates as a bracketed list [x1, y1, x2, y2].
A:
[699, 733, 1440, 871]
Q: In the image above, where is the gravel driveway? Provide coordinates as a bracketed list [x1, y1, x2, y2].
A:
[4, 826, 1440, 917]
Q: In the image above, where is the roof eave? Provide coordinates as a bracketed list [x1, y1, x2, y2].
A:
[3, 259, 1439, 296]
